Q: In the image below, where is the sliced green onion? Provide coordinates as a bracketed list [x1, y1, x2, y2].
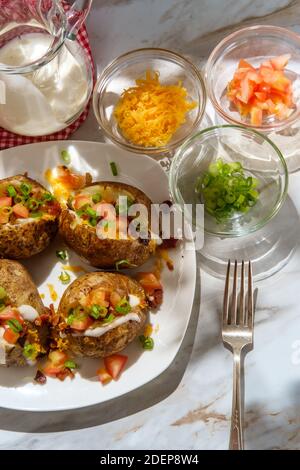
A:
[86, 207, 97, 218]
[115, 259, 137, 271]
[67, 313, 75, 325]
[7, 318, 23, 333]
[115, 298, 131, 315]
[14, 194, 25, 204]
[42, 192, 54, 202]
[92, 193, 102, 204]
[59, 271, 71, 284]
[30, 211, 43, 218]
[103, 313, 115, 324]
[23, 343, 36, 359]
[64, 360, 77, 370]
[61, 149, 71, 165]
[195, 159, 260, 222]
[89, 218, 98, 227]
[110, 161, 118, 176]
[0, 302, 5, 312]
[139, 335, 154, 351]
[7, 185, 17, 198]
[27, 198, 41, 211]
[90, 305, 108, 319]
[20, 182, 32, 196]
[56, 249, 68, 261]
[0, 286, 7, 300]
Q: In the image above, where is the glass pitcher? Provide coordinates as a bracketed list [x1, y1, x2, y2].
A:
[0, 0, 93, 136]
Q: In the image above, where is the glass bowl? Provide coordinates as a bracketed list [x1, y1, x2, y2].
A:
[93, 48, 206, 155]
[169, 125, 288, 238]
[205, 25, 300, 132]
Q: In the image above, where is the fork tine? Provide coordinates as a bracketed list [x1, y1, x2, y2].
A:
[238, 260, 245, 325]
[231, 260, 238, 325]
[223, 260, 231, 325]
[247, 260, 253, 329]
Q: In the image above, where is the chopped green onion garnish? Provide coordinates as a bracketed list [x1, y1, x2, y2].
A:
[64, 360, 77, 370]
[42, 192, 54, 201]
[195, 159, 260, 222]
[86, 207, 97, 218]
[110, 161, 118, 176]
[7, 185, 17, 198]
[89, 218, 98, 227]
[90, 305, 108, 319]
[139, 335, 154, 350]
[61, 150, 71, 165]
[115, 298, 131, 315]
[7, 318, 23, 333]
[56, 249, 68, 261]
[0, 286, 7, 300]
[115, 259, 137, 271]
[31, 211, 43, 218]
[103, 313, 115, 324]
[20, 182, 32, 196]
[23, 344, 36, 359]
[92, 193, 102, 204]
[67, 313, 75, 325]
[14, 194, 25, 204]
[59, 271, 71, 284]
[27, 198, 40, 210]
[0, 303, 5, 312]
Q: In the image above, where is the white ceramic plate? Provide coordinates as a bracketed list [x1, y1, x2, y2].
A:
[0, 141, 196, 411]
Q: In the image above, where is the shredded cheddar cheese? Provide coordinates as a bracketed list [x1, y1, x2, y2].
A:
[114, 70, 197, 147]
[144, 323, 153, 337]
[63, 265, 89, 273]
[47, 284, 58, 302]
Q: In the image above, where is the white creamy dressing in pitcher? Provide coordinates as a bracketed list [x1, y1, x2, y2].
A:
[0, 33, 89, 136]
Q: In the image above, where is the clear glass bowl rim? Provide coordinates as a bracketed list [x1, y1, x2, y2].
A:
[205, 24, 300, 131]
[169, 124, 289, 238]
[93, 47, 207, 155]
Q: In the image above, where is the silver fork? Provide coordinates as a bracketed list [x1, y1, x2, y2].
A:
[222, 260, 254, 450]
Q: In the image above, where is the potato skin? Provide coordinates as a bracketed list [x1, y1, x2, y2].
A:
[59, 181, 155, 269]
[57, 272, 148, 358]
[0, 259, 48, 367]
[0, 175, 59, 259]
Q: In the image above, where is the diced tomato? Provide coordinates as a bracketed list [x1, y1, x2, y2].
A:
[246, 71, 261, 84]
[0, 308, 24, 324]
[250, 107, 263, 126]
[0, 197, 12, 208]
[104, 354, 128, 380]
[97, 367, 112, 385]
[43, 362, 63, 377]
[110, 291, 122, 307]
[12, 203, 29, 218]
[254, 92, 267, 101]
[74, 194, 92, 210]
[48, 350, 68, 366]
[70, 316, 93, 331]
[238, 59, 255, 70]
[136, 272, 162, 293]
[83, 289, 110, 308]
[261, 59, 273, 69]
[3, 326, 19, 344]
[240, 77, 253, 103]
[270, 54, 291, 71]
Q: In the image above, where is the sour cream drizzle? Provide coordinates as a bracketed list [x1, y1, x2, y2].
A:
[83, 313, 141, 338]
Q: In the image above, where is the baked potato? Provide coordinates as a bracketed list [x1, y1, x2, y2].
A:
[59, 181, 156, 268]
[0, 175, 61, 259]
[56, 271, 148, 358]
[0, 259, 49, 367]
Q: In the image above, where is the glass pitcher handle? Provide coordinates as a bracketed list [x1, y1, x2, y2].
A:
[65, 0, 93, 39]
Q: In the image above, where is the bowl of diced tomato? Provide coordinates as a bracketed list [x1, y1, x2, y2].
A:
[205, 25, 300, 131]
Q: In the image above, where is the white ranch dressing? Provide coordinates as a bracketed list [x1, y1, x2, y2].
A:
[18, 305, 39, 322]
[83, 313, 141, 338]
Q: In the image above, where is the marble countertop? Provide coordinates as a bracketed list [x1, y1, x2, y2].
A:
[1, 0, 300, 450]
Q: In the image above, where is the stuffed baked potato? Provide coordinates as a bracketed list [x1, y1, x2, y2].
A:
[0, 259, 49, 367]
[0, 175, 61, 259]
[59, 181, 156, 268]
[56, 271, 148, 358]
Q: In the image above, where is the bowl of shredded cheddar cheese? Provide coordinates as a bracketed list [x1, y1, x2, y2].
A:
[93, 48, 206, 155]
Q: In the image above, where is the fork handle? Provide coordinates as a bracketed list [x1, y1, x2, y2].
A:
[229, 352, 244, 450]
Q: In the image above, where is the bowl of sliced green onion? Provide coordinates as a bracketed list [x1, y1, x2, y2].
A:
[169, 125, 288, 237]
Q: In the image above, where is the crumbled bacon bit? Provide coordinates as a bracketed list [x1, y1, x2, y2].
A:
[56, 368, 74, 381]
[148, 289, 163, 309]
[34, 370, 47, 385]
[160, 237, 178, 249]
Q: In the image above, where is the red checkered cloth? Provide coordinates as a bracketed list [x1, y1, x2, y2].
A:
[0, 2, 95, 150]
